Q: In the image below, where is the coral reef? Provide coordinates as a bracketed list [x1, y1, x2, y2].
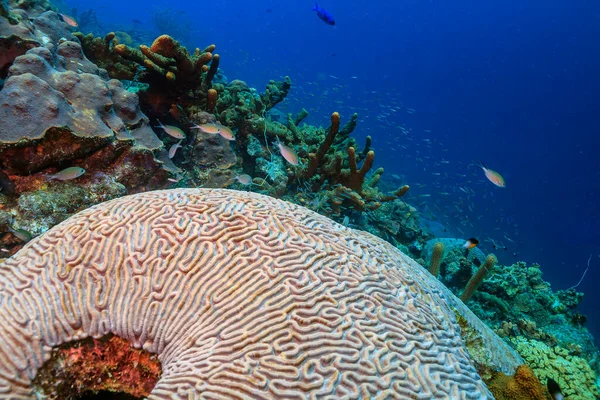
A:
[0, 41, 176, 250]
[0, 0, 73, 80]
[2, 1, 598, 395]
[77, 33, 218, 116]
[420, 237, 600, 392]
[487, 364, 547, 400]
[0, 188, 522, 398]
[510, 336, 600, 400]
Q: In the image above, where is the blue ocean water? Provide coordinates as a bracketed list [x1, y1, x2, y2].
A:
[64, 0, 600, 337]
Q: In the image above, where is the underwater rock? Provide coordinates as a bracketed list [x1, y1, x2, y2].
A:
[0, 188, 522, 398]
[186, 126, 238, 187]
[0, 43, 174, 194]
[0, 0, 76, 77]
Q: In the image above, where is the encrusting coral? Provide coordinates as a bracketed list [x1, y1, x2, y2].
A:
[487, 364, 547, 400]
[0, 0, 74, 80]
[0, 188, 522, 399]
[510, 336, 600, 400]
[0, 41, 177, 248]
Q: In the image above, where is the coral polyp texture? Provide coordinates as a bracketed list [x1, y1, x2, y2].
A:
[0, 189, 522, 399]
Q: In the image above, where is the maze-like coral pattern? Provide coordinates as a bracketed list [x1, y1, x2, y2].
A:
[0, 189, 505, 399]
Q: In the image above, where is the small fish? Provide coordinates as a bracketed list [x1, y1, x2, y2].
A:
[216, 123, 235, 140]
[59, 13, 78, 28]
[312, 3, 335, 25]
[480, 161, 506, 188]
[235, 174, 253, 185]
[8, 226, 32, 242]
[168, 140, 183, 159]
[156, 121, 185, 139]
[46, 166, 85, 181]
[463, 238, 479, 249]
[276, 140, 299, 166]
[547, 378, 563, 400]
[191, 123, 221, 135]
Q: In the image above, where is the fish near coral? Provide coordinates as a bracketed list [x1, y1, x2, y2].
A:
[547, 378, 564, 400]
[312, 3, 335, 25]
[168, 141, 183, 159]
[156, 121, 186, 139]
[216, 123, 235, 141]
[191, 123, 221, 135]
[59, 13, 78, 28]
[480, 161, 506, 188]
[235, 174, 253, 185]
[46, 167, 86, 181]
[8, 226, 32, 242]
[276, 139, 299, 166]
[464, 237, 479, 249]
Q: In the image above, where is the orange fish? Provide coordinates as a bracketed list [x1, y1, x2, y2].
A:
[480, 161, 505, 187]
[155, 121, 185, 139]
[59, 13, 78, 28]
[216, 123, 235, 140]
[276, 140, 299, 165]
[463, 237, 479, 249]
[191, 123, 221, 135]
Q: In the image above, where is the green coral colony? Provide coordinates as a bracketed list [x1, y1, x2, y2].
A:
[0, 0, 598, 398]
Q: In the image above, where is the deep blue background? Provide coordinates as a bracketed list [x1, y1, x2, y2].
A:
[65, 0, 600, 337]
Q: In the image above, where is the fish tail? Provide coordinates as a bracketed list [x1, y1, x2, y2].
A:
[312, 3, 319, 10]
[479, 160, 487, 169]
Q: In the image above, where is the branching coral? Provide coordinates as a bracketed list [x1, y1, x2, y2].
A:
[294, 112, 409, 213]
[77, 33, 217, 116]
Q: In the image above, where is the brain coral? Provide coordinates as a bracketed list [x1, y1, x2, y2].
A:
[0, 189, 521, 399]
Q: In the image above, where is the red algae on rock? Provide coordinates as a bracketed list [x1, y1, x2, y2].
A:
[33, 335, 161, 400]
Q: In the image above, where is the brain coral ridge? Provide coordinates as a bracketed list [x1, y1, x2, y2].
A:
[0, 189, 521, 399]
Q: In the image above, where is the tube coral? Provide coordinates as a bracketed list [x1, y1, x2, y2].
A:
[206, 88, 218, 113]
[461, 254, 498, 302]
[429, 241, 445, 277]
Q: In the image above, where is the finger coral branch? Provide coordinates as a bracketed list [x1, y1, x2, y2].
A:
[461, 254, 498, 302]
[204, 53, 220, 88]
[206, 88, 218, 113]
[305, 111, 340, 178]
[346, 147, 375, 191]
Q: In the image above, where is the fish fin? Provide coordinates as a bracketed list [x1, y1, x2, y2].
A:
[312, 3, 319, 10]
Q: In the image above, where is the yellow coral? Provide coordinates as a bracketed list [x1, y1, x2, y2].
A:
[488, 365, 547, 400]
[510, 336, 600, 400]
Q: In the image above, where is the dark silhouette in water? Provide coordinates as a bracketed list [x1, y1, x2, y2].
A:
[312, 3, 335, 25]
